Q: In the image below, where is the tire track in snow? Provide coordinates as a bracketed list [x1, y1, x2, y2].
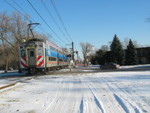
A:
[58, 76, 79, 113]
[44, 78, 65, 113]
[88, 76, 124, 113]
[102, 78, 141, 113]
[111, 82, 141, 113]
[78, 76, 99, 113]
[71, 78, 84, 113]
[114, 94, 141, 113]
[79, 96, 84, 113]
[78, 78, 92, 113]
[88, 84, 106, 113]
[44, 76, 83, 113]
[113, 94, 129, 113]
[93, 94, 105, 113]
[111, 81, 147, 113]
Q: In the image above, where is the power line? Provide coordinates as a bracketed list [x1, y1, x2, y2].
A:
[50, 0, 78, 55]
[50, 0, 73, 42]
[4, 0, 23, 16]
[11, 0, 64, 46]
[27, 0, 66, 44]
[4, 0, 65, 47]
[11, 0, 28, 16]
[41, 0, 71, 43]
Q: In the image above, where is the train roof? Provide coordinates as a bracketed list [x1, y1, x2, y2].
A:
[28, 38, 45, 42]
[20, 38, 68, 54]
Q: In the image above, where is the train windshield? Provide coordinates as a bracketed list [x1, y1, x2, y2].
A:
[21, 50, 25, 57]
[29, 51, 34, 57]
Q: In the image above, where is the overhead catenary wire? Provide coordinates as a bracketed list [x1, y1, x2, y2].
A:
[13, 0, 65, 46]
[26, 0, 66, 44]
[11, 0, 28, 16]
[5, 0, 73, 50]
[50, 0, 79, 59]
[40, 0, 71, 43]
[50, 0, 73, 42]
[5, 0, 23, 15]
[4, 0, 65, 47]
[50, 0, 77, 55]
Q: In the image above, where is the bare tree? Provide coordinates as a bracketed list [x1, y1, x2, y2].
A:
[0, 13, 12, 72]
[34, 33, 48, 40]
[10, 12, 28, 43]
[122, 37, 129, 49]
[122, 37, 141, 49]
[80, 42, 93, 65]
[101, 45, 109, 51]
[0, 12, 29, 72]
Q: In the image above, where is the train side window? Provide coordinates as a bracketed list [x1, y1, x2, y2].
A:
[51, 57, 56, 61]
[49, 57, 56, 61]
[59, 59, 63, 62]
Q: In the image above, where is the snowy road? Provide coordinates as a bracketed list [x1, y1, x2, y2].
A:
[0, 71, 150, 113]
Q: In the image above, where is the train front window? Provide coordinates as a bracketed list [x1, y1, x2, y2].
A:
[30, 51, 34, 57]
[21, 50, 25, 57]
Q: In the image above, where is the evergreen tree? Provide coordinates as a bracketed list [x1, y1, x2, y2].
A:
[125, 39, 138, 65]
[110, 34, 125, 65]
[95, 49, 106, 65]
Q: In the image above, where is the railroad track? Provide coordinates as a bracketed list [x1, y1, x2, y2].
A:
[0, 77, 33, 91]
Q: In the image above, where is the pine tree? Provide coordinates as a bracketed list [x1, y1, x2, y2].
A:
[95, 49, 106, 65]
[125, 39, 138, 65]
[110, 34, 125, 65]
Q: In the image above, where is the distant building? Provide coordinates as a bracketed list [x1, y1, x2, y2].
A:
[136, 47, 150, 64]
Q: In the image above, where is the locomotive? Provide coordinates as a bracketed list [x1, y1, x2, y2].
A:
[19, 38, 70, 74]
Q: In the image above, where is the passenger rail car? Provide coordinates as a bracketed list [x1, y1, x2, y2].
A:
[19, 39, 69, 74]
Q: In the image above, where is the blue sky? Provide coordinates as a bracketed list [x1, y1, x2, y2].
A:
[1, 0, 150, 56]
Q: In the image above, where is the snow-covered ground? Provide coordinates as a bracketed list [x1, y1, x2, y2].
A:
[0, 68, 150, 113]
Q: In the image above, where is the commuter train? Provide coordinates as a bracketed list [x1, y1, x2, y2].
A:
[19, 38, 70, 74]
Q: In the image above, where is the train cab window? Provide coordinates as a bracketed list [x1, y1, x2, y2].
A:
[39, 45, 43, 47]
[30, 51, 34, 57]
[21, 50, 25, 57]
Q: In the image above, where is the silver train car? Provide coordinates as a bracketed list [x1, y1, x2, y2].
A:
[19, 39, 70, 74]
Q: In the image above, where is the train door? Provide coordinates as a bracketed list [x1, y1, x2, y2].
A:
[27, 48, 36, 67]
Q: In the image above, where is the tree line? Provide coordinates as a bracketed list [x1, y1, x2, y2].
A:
[0, 12, 47, 72]
[91, 34, 138, 65]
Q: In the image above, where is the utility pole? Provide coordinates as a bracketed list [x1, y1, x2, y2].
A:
[72, 42, 74, 62]
[76, 51, 78, 64]
[27, 22, 40, 40]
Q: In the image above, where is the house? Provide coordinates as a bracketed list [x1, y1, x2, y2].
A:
[136, 47, 150, 64]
